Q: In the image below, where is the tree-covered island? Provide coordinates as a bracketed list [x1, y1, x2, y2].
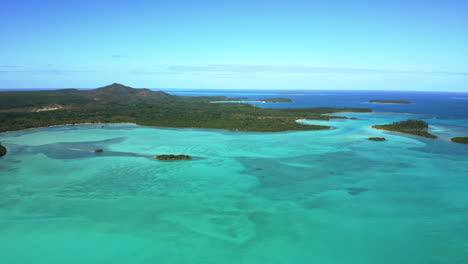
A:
[0, 83, 372, 133]
[451, 137, 468, 144]
[156, 154, 192, 160]
[369, 100, 412, 104]
[368, 137, 386, 141]
[372, 119, 437, 139]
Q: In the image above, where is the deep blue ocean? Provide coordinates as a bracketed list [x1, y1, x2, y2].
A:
[167, 89, 468, 119]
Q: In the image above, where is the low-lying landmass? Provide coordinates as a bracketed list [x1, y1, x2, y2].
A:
[274, 93, 306, 95]
[156, 154, 192, 160]
[0, 144, 6, 157]
[451, 137, 468, 144]
[369, 100, 412, 104]
[0, 83, 371, 133]
[368, 137, 386, 141]
[372, 119, 437, 139]
[213, 98, 293, 103]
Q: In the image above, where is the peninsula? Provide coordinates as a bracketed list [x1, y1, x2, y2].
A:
[369, 100, 412, 104]
[372, 119, 437, 139]
[0, 83, 372, 133]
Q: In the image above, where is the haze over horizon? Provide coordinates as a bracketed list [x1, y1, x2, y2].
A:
[1, 0, 467, 91]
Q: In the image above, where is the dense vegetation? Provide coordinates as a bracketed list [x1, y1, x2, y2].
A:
[156, 155, 192, 160]
[451, 137, 468, 144]
[372, 119, 437, 139]
[0, 144, 6, 157]
[369, 100, 412, 104]
[0, 83, 372, 133]
[368, 137, 386, 141]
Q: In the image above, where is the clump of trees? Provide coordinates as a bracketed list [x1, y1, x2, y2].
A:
[451, 137, 468, 144]
[368, 137, 386, 141]
[388, 120, 429, 130]
[0, 144, 6, 157]
[372, 119, 437, 139]
[156, 154, 192, 160]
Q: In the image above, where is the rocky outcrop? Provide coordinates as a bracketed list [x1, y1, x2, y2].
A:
[156, 154, 192, 160]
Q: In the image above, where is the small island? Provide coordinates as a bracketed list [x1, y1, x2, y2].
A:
[259, 98, 293, 103]
[369, 100, 412, 104]
[372, 119, 437, 139]
[368, 137, 386, 141]
[0, 144, 6, 157]
[451, 137, 468, 144]
[156, 154, 192, 160]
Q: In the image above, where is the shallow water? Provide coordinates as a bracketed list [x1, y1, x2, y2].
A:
[1, 108, 467, 263]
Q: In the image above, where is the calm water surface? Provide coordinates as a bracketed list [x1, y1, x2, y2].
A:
[0, 90, 467, 263]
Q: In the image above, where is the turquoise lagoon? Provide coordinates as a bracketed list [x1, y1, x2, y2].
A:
[1, 111, 468, 263]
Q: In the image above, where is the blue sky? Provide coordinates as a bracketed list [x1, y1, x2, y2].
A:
[1, 0, 467, 91]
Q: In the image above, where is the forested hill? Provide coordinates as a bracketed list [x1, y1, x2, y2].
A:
[0, 83, 172, 109]
[0, 83, 372, 132]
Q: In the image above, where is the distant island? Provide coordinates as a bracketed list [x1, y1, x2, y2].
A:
[274, 93, 306, 95]
[258, 98, 292, 103]
[0, 83, 371, 133]
[0, 144, 6, 157]
[451, 137, 468, 144]
[213, 98, 293, 103]
[372, 119, 437, 139]
[369, 100, 412, 104]
[368, 137, 386, 141]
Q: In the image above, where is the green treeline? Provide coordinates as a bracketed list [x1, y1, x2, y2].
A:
[0, 84, 372, 133]
[0, 144, 6, 157]
[451, 137, 468, 144]
[372, 119, 437, 139]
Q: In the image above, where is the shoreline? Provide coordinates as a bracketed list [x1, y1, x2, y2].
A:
[370, 125, 436, 138]
[0, 121, 331, 135]
[0, 122, 137, 135]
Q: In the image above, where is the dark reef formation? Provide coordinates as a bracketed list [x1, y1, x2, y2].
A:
[156, 154, 192, 160]
[347, 187, 369, 195]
